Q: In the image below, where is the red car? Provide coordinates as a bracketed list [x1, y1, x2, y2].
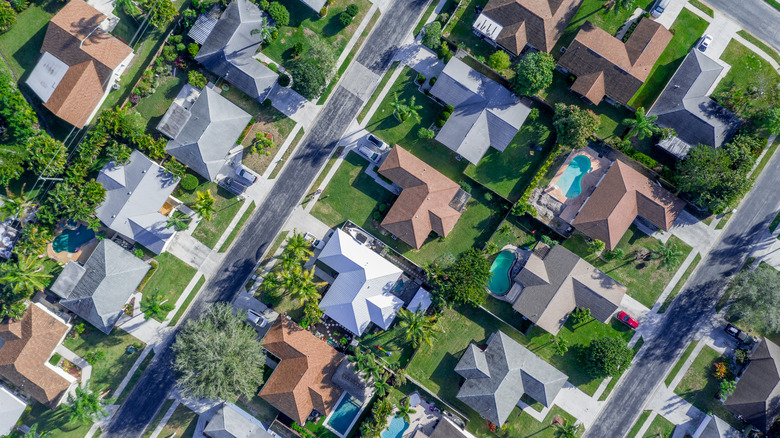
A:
[617, 311, 639, 329]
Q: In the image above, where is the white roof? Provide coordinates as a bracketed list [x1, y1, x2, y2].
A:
[318, 229, 404, 335]
[406, 287, 432, 313]
[26, 52, 69, 103]
[473, 13, 503, 41]
[0, 386, 26, 436]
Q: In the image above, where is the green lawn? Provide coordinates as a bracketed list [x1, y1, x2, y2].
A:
[500, 406, 578, 438]
[62, 328, 145, 394]
[464, 107, 556, 201]
[219, 202, 256, 252]
[770, 210, 780, 232]
[627, 410, 652, 438]
[689, 0, 714, 16]
[158, 404, 198, 437]
[261, 0, 371, 67]
[111, 7, 141, 43]
[142, 252, 198, 321]
[714, 39, 780, 115]
[444, 0, 497, 61]
[737, 30, 780, 65]
[303, 146, 343, 207]
[268, 128, 306, 179]
[21, 403, 92, 438]
[628, 9, 709, 109]
[357, 61, 399, 124]
[0, 0, 59, 79]
[359, 324, 416, 368]
[564, 226, 693, 308]
[141, 399, 175, 438]
[659, 253, 701, 313]
[175, 179, 245, 248]
[132, 71, 186, 131]
[641, 414, 675, 438]
[115, 350, 155, 404]
[674, 346, 741, 429]
[169, 275, 205, 326]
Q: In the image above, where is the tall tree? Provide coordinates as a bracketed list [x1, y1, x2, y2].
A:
[0, 255, 51, 296]
[373, 372, 391, 397]
[584, 336, 633, 378]
[192, 190, 216, 220]
[553, 103, 600, 150]
[396, 307, 443, 348]
[0, 186, 35, 223]
[622, 107, 660, 140]
[726, 265, 780, 336]
[395, 398, 416, 423]
[404, 96, 423, 124]
[172, 303, 266, 401]
[65, 386, 112, 425]
[511, 52, 556, 96]
[651, 241, 684, 269]
[390, 93, 408, 122]
[288, 35, 336, 99]
[428, 248, 491, 307]
[421, 21, 442, 50]
[282, 231, 314, 265]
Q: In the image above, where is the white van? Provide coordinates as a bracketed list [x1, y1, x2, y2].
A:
[651, 0, 671, 17]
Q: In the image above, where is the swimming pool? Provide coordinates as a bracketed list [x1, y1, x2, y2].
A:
[556, 154, 592, 199]
[381, 416, 410, 438]
[488, 250, 515, 295]
[326, 395, 362, 435]
[52, 225, 95, 253]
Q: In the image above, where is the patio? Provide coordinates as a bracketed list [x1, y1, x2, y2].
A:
[400, 392, 442, 437]
[542, 147, 611, 224]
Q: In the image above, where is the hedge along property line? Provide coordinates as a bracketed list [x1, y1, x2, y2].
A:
[514, 145, 562, 215]
[168, 275, 205, 326]
[268, 128, 305, 179]
[136, 259, 160, 292]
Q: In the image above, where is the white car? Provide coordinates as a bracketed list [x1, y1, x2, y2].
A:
[246, 309, 267, 327]
[358, 145, 381, 163]
[698, 35, 712, 52]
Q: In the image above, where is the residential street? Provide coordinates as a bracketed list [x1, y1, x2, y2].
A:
[103, 0, 430, 435]
[585, 142, 780, 437]
[702, 0, 780, 52]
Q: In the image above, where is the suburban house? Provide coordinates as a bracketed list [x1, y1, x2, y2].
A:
[25, 0, 133, 128]
[193, 0, 278, 102]
[378, 146, 469, 249]
[472, 0, 584, 55]
[557, 18, 672, 106]
[95, 150, 180, 254]
[724, 338, 780, 433]
[317, 228, 404, 336]
[429, 57, 532, 164]
[50, 239, 151, 334]
[455, 331, 568, 426]
[648, 49, 742, 159]
[0, 303, 74, 408]
[688, 414, 741, 438]
[161, 86, 252, 181]
[503, 244, 626, 335]
[0, 385, 26, 435]
[260, 319, 347, 425]
[412, 416, 470, 438]
[571, 160, 685, 250]
[203, 402, 274, 438]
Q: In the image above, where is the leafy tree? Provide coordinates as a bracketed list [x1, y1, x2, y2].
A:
[429, 248, 491, 307]
[421, 21, 442, 50]
[166, 211, 191, 231]
[1, 186, 34, 223]
[552, 419, 581, 438]
[141, 294, 175, 320]
[28, 135, 67, 176]
[339, 12, 352, 26]
[651, 241, 683, 269]
[622, 107, 660, 140]
[511, 52, 555, 96]
[0, 66, 38, 144]
[346, 3, 359, 16]
[417, 127, 435, 139]
[115, 0, 141, 15]
[192, 190, 216, 220]
[252, 132, 274, 156]
[393, 367, 408, 387]
[719, 379, 736, 400]
[396, 308, 443, 348]
[0, 255, 51, 296]
[106, 140, 132, 165]
[0, 294, 27, 320]
[267, 2, 290, 26]
[584, 336, 633, 378]
[172, 303, 266, 401]
[164, 159, 186, 179]
[553, 103, 600, 150]
[0, 1, 17, 32]
[550, 335, 569, 356]
[587, 239, 605, 254]
[13, 224, 53, 257]
[726, 265, 780, 336]
[140, 0, 176, 28]
[395, 398, 416, 423]
[488, 50, 511, 70]
[765, 107, 780, 135]
[288, 36, 335, 99]
[188, 71, 207, 88]
[65, 386, 112, 425]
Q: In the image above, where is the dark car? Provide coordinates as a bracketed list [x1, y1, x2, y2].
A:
[616, 311, 639, 329]
[725, 324, 754, 345]
[367, 134, 385, 150]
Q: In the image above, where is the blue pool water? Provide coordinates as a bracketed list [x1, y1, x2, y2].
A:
[52, 225, 95, 253]
[488, 250, 515, 295]
[327, 395, 362, 435]
[381, 416, 410, 438]
[556, 154, 592, 199]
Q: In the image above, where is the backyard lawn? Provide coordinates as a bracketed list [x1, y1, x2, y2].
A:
[0, 0, 59, 79]
[132, 71, 186, 131]
[464, 106, 556, 201]
[443, 0, 498, 62]
[175, 179, 245, 248]
[359, 324, 416, 368]
[641, 414, 676, 437]
[158, 404, 199, 437]
[501, 406, 578, 438]
[628, 9, 710, 109]
[142, 252, 198, 321]
[21, 403, 92, 438]
[714, 39, 780, 116]
[62, 328, 145, 394]
[564, 226, 693, 308]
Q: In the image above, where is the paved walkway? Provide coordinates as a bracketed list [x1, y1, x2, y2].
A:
[655, 0, 688, 28]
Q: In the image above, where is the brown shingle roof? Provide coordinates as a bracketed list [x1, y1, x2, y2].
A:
[571, 160, 684, 250]
[481, 0, 584, 54]
[558, 19, 672, 105]
[0, 303, 71, 407]
[38, 0, 133, 127]
[259, 319, 344, 425]
[378, 146, 464, 249]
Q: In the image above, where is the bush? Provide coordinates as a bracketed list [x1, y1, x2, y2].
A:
[170, 35, 183, 44]
[437, 43, 450, 60]
[293, 42, 305, 56]
[270, 28, 278, 42]
[268, 63, 279, 73]
[267, 2, 290, 26]
[346, 3, 358, 16]
[162, 45, 177, 62]
[259, 0, 269, 8]
[188, 71, 207, 88]
[134, 248, 144, 258]
[263, 98, 272, 107]
[437, 12, 448, 23]
[584, 337, 633, 378]
[488, 51, 511, 70]
[416, 73, 426, 84]
[435, 118, 446, 128]
[181, 174, 199, 191]
[444, 104, 454, 113]
[319, 5, 327, 15]
[10, 0, 28, 12]
[0, 2, 16, 31]
[278, 73, 290, 87]
[176, 42, 186, 52]
[422, 21, 442, 50]
[188, 43, 199, 57]
[440, 111, 451, 121]
[339, 12, 352, 26]
[429, 77, 437, 86]
[417, 127, 435, 139]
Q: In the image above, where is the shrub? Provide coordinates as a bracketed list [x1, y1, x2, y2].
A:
[435, 118, 446, 128]
[422, 21, 442, 50]
[176, 42, 186, 52]
[259, 0, 269, 8]
[134, 248, 144, 258]
[162, 45, 177, 62]
[268, 63, 278, 73]
[181, 174, 199, 191]
[416, 73, 426, 84]
[528, 107, 540, 121]
[440, 111, 451, 121]
[278, 73, 291, 87]
[437, 12, 448, 23]
[346, 3, 358, 16]
[267, 2, 290, 26]
[10, 0, 28, 12]
[0, 2, 16, 31]
[188, 71, 207, 88]
[437, 43, 450, 60]
[417, 127, 435, 139]
[263, 98, 272, 107]
[339, 12, 352, 26]
[319, 5, 327, 15]
[170, 34, 183, 44]
[270, 28, 278, 42]
[188, 43, 199, 57]
[429, 77, 437, 86]
[373, 211, 381, 220]
[293, 42, 305, 56]
[488, 50, 511, 70]
[444, 104, 454, 113]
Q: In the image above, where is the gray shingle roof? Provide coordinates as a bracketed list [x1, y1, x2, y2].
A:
[203, 402, 274, 438]
[297, 0, 326, 13]
[724, 338, 780, 433]
[95, 150, 178, 254]
[57, 240, 150, 334]
[165, 86, 252, 181]
[429, 57, 531, 164]
[455, 331, 568, 426]
[195, 0, 278, 101]
[648, 49, 742, 153]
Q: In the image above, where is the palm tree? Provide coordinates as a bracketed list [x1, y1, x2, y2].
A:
[86, 216, 102, 232]
[283, 231, 314, 264]
[0, 186, 35, 223]
[393, 367, 408, 387]
[166, 211, 190, 231]
[141, 294, 175, 320]
[16, 423, 49, 438]
[273, 265, 322, 304]
[373, 372, 391, 397]
[405, 96, 423, 124]
[622, 107, 660, 140]
[115, 0, 141, 15]
[552, 418, 581, 438]
[0, 299, 27, 320]
[395, 398, 416, 423]
[390, 93, 408, 122]
[0, 255, 51, 296]
[66, 386, 112, 425]
[651, 241, 684, 269]
[396, 307, 443, 349]
[251, 16, 273, 41]
[192, 190, 216, 221]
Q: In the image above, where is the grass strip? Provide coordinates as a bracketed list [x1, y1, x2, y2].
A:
[737, 30, 780, 65]
[627, 410, 652, 438]
[115, 350, 156, 405]
[141, 399, 175, 438]
[302, 147, 343, 206]
[219, 202, 256, 252]
[688, 0, 713, 16]
[317, 9, 380, 105]
[773, 211, 780, 233]
[753, 137, 780, 179]
[664, 340, 699, 387]
[765, 0, 780, 12]
[412, 0, 439, 37]
[659, 253, 702, 313]
[715, 212, 732, 230]
[268, 129, 305, 179]
[356, 61, 400, 123]
[599, 337, 645, 401]
[168, 275, 206, 326]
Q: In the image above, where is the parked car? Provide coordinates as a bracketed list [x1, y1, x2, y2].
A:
[616, 311, 639, 329]
[366, 134, 385, 150]
[247, 309, 267, 327]
[697, 35, 712, 52]
[235, 165, 258, 184]
[650, 0, 671, 17]
[358, 145, 381, 163]
[725, 323, 754, 345]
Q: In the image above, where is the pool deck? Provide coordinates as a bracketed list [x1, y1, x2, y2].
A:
[401, 394, 440, 437]
[46, 223, 99, 264]
[544, 147, 611, 224]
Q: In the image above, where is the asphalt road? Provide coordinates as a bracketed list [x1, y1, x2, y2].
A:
[586, 142, 780, 438]
[104, 1, 429, 436]
[704, 0, 780, 52]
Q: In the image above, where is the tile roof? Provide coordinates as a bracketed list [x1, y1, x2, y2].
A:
[558, 19, 672, 105]
[477, 0, 584, 54]
[429, 58, 531, 164]
[0, 303, 72, 407]
[378, 146, 465, 248]
[571, 160, 684, 250]
[203, 402, 274, 438]
[30, 0, 132, 127]
[260, 319, 345, 425]
[509, 244, 626, 334]
[455, 331, 568, 426]
[724, 339, 780, 433]
[648, 49, 742, 152]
